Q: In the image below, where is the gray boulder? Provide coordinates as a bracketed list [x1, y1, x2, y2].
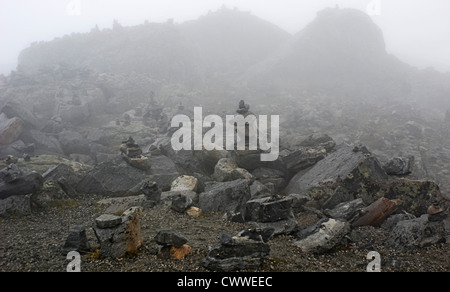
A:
[387, 214, 446, 251]
[77, 155, 179, 196]
[199, 179, 250, 215]
[0, 164, 43, 200]
[203, 232, 270, 272]
[154, 229, 188, 248]
[0, 195, 31, 217]
[284, 144, 388, 208]
[294, 218, 350, 254]
[383, 156, 414, 175]
[62, 225, 91, 255]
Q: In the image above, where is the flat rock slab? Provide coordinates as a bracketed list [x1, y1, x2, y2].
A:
[95, 214, 122, 229]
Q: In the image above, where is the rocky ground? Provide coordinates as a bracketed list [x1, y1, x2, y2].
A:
[0, 194, 448, 272]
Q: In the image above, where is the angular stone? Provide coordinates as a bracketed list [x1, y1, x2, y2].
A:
[170, 194, 193, 213]
[0, 195, 31, 217]
[383, 156, 414, 175]
[95, 214, 122, 229]
[244, 196, 294, 223]
[171, 175, 198, 192]
[322, 187, 354, 210]
[62, 225, 90, 255]
[0, 164, 43, 200]
[203, 233, 270, 272]
[294, 218, 350, 254]
[212, 158, 253, 183]
[284, 144, 388, 208]
[387, 214, 446, 251]
[154, 230, 188, 248]
[199, 179, 250, 215]
[0, 116, 23, 145]
[286, 193, 311, 212]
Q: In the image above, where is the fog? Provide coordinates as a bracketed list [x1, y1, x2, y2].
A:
[1, 0, 450, 75]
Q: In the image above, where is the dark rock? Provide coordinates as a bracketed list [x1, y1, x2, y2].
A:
[170, 194, 193, 213]
[381, 212, 416, 230]
[0, 164, 43, 200]
[154, 229, 188, 248]
[199, 179, 250, 215]
[286, 193, 311, 212]
[62, 225, 90, 255]
[322, 186, 354, 210]
[77, 155, 179, 196]
[203, 232, 270, 272]
[237, 228, 275, 243]
[140, 181, 162, 206]
[284, 144, 388, 208]
[244, 196, 294, 223]
[251, 167, 287, 193]
[387, 214, 446, 251]
[383, 156, 414, 175]
[249, 180, 272, 199]
[0, 195, 31, 217]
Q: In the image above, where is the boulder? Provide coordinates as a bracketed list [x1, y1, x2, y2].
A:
[383, 156, 414, 176]
[294, 218, 350, 254]
[252, 167, 287, 193]
[0, 115, 23, 145]
[244, 196, 294, 223]
[198, 179, 250, 215]
[387, 214, 446, 251]
[0, 164, 43, 200]
[62, 225, 91, 255]
[21, 129, 63, 155]
[77, 155, 179, 196]
[57, 130, 91, 156]
[322, 186, 354, 210]
[170, 175, 198, 192]
[203, 232, 270, 272]
[154, 229, 189, 248]
[0, 195, 31, 217]
[284, 144, 388, 208]
[212, 158, 254, 183]
[170, 194, 193, 213]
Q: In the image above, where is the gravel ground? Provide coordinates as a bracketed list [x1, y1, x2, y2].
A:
[0, 195, 448, 272]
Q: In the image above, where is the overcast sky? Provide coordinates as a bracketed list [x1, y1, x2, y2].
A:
[1, 0, 450, 75]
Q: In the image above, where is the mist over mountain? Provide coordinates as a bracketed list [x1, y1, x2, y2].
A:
[13, 7, 450, 111]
